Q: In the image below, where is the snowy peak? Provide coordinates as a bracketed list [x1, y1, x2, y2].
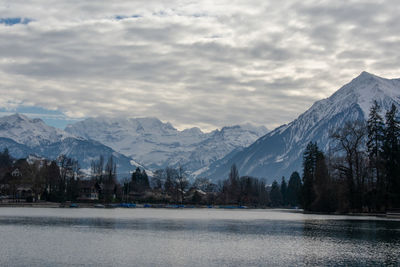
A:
[65, 117, 268, 172]
[182, 127, 203, 136]
[201, 72, 400, 182]
[332, 71, 400, 113]
[0, 113, 73, 147]
[0, 113, 137, 177]
[291, 72, 400, 137]
[1, 113, 42, 126]
[356, 71, 379, 81]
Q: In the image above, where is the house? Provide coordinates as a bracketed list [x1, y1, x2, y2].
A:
[77, 180, 99, 201]
[186, 188, 207, 203]
[16, 185, 34, 201]
[11, 168, 22, 177]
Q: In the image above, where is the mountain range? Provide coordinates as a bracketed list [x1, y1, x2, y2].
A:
[0, 113, 268, 178]
[1, 71, 398, 182]
[0, 114, 137, 176]
[65, 118, 267, 172]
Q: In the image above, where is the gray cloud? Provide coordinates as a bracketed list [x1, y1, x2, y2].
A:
[0, 0, 399, 131]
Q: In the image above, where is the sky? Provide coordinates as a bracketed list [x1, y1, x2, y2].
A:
[0, 0, 399, 131]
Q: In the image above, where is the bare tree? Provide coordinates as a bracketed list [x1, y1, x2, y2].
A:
[175, 166, 189, 204]
[331, 120, 367, 210]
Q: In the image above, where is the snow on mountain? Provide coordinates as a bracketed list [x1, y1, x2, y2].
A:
[200, 72, 400, 182]
[182, 125, 269, 173]
[0, 114, 73, 147]
[65, 117, 268, 173]
[0, 137, 36, 159]
[0, 112, 267, 178]
[0, 114, 137, 177]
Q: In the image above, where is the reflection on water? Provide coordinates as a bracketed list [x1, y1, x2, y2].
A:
[0, 208, 399, 266]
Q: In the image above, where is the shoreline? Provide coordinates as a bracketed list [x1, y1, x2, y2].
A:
[0, 202, 394, 218]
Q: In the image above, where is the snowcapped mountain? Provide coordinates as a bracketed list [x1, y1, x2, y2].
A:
[0, 114, 137, 177]
[0, 137, 36, 159]
[65, 117, 268, 173]
[0, 114, 72, 147]
[200, 72, 400, 182]
[183, 125, 269, 173]
[0, 113, 267, 178]
[65, 117, 208, 169]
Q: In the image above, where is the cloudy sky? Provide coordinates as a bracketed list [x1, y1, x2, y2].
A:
[0, 0, 399, 131]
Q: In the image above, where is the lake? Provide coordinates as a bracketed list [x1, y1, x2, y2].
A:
[0, 208, 399, 266]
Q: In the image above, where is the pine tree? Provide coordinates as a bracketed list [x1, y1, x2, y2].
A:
[280, 176, 287, 206]
[47, 160, 61, 201]
[270, 180, 282, 207]
[287, 171, 302, 207]
[367, 100, 384, 189]
[142, 170, 150, 190]
[313, 150, 335, 211]
[302, 142, 318, 210]
[383, 104, 400, 207]
[0, 148, 12, 168]
[131, 167, 141, 192]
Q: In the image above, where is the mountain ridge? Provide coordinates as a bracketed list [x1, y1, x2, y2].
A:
[0, 113, 268, 178]
[65, 116, 268, 173]
[0, 113, 137, 177]
[199, 71, 400, 182]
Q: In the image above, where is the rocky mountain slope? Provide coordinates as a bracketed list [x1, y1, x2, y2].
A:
[200, 72, 400, 182]
[65, 117, 268, 173]
[0, 113, 268, 178]
[0, 114, 137, 176]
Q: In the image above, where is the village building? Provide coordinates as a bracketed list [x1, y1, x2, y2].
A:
[11, 168, 22, 177]
[77, 180, 99, 201]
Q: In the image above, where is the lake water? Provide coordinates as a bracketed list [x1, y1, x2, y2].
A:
[0, 208, 399, 266]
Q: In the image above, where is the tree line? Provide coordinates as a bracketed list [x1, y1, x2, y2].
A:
[301, 102, 400, 212]
[0, 151, 81, 202]
[1, 100, 398, 211]
[0, 149, 296, 207]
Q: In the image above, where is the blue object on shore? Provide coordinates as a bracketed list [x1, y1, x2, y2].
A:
[69, 203, 79, 208]
[120, 203, 136, 208]
[143, 204, 152, 208]
[165, 204, 185, 208]
[219, 205, 247, 209]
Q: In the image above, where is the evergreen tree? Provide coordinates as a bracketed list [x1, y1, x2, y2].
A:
[130, 167, 140, 192]
[103, 156, 117, 202]
[270, 180, 282, 207]
[280, 176, 287, 206]
[367, 100, 384, 189]
[312, 150, 335, 212]
[131, 167, 149, 193]
[302, 142, 318, 210]
[0, 148, 12, 168]
[287, 171, 302, 207]
[383, 104, 400, 207]
[142, 170, 150, 190]
[46, 160, 61, 201]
